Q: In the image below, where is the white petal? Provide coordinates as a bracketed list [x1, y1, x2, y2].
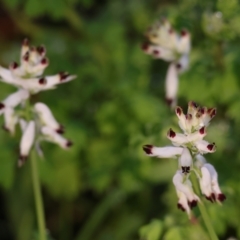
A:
[34, 102, 63, 132]
[167, 128, 188, 146]
[165, 63, 178, 104]
[0, 66, 18, 84]
[173, 170, 199, 202]
[3, 89, 29, 108]
[176, 54, 189, 73]
[195, 154, 207, 168]
[194, 140, 216, 154]
[3, 108, 18, 135]
[179, 148, 192, 171]
[187, 127, 206, 142]
[41, 126, 72, 149]
[19, 121, 35, 167]
[176, 30, 191, 54]
[143, 145, 183, 158]
[199, 166, 212, 198]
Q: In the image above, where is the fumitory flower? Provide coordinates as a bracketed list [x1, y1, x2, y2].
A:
[142, 101, 226, 218]
[141, 19, 191, 107]
[0, 39, 76, 166]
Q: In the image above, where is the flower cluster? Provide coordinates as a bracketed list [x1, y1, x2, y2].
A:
[143, 101, 226, 218]
[0, 39, 76, 167]
[141, 19, 191, 108]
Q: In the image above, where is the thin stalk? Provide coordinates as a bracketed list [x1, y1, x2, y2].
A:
[30, 150, 46, 240]
[191, 174, 219, 240]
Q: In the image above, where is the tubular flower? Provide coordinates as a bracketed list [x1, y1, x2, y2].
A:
[0, 39, 75, 166]
[141, 19, 191, 107]
[142, 101, 226, 218]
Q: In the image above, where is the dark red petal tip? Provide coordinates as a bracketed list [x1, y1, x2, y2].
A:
[22, 38, 29, 46]
[165, 98, 173, 106]
[207, 143, 215, 151]
[176, 63, 182, 69]
[18, 155, 28, 167]
[56, 128, 64, 134]
[0, 103, 5, 109]
[10, 62, 19, 69]
[175, 106, 182, 116]
[39, 78, 47, 85]
[188, 200, 197, 209]
[218, 193, 226, 202]
[199, 127, 205, 135]
[23, 52, 29, 61]
[141, 42, 149, 51]
[168, 128, 176, 138]
[153, 50, 160, 55]
[177, 203, 185, 212]
[59, 72, 70, 81]
[41, 58, 48, 65]
[143, 144, 153, 154]
[37, 45, 45, 55]
[66, 140, 73, 147]
[181, 166, 190, 174]
[181, 29, 188, 37]
[205, 195, 214, 203]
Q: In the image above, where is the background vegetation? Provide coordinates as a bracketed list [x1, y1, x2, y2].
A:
[0, 0, 239, 239]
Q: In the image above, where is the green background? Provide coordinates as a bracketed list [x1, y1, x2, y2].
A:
[0, 0, 239, 239]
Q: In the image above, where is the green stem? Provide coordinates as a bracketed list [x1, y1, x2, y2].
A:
[30, 150, 47, 240]
[191, 174, 219, 240]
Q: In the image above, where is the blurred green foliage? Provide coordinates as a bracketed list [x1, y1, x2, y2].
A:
[0, 0, 239, 239]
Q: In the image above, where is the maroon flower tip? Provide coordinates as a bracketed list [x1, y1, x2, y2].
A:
[37, 45, 45, 55]
[176, 106, 182, 116]
[165, 98, 173, 106]
[18, 155, 28, 167]
[188, 200, 197, 209]
[142, 144, 153, 154]
[181, 166, 190, 174]
[218, 193, 226, 202]
[153, 50, 160, 56]
[38, 78, 46, 85]
[177, 203, 185, 212]
[199, 127, 205, 135]
[181, 29, 188, 37]
[176, 63, 182, 69]
[169, 28, 174, 34]
[66, 140, 73, 147]
[168, 128, 176, 138]
[22, 38, 29, 46]
[56, 128, 64, 134]
[208, 108, 217, 118]
[2, 125, 9, 132]
[23, 52, 29, 61]
[30, 46, 36, 52]
[205, 195, 214, 203]
[207, 143, 215, 151]
[59, 72, 70, 81]
[141, 42, 149, 51]
[211, 192, 216, 201]
[186, 113, 192, 120]
[10, 62, 18, 69]
[0, 103, 5, 109]
[41, 58, 48, 65]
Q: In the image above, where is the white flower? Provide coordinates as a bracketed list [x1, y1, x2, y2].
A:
[0, 39, 76, 94]
[19, 121, 35, 167]
[3, 107, 18, 135]
[179, 148, 192, 174]
[143, 101, 226, 217]
[34, 102, 64, 133]
[142, 19, 191, 107]
[199, 163, 226, 202]
[173, 170, 199, 217]
[143, 145, 183, 158]
[41, 126, 72, 149]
